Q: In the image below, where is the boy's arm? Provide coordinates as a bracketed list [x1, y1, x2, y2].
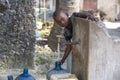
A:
[73, 11, 98, 22]
[61, 40, 72, 64]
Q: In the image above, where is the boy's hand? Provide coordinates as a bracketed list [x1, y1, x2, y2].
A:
[87, 13, 99, 22]
[60, 59, 64, 65]
[75, 11, 99, 22]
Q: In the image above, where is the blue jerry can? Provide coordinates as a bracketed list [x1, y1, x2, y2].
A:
[8, 75, 13, 80]
[15, 68, 35, 80]
[46, 61, 67, 80]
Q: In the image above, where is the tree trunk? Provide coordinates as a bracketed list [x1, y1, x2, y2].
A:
[59, 0, 80, 15]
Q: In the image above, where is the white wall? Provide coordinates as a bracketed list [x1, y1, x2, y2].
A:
[97, 0, 117, 21]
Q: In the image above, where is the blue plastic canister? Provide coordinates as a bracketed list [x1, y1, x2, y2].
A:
[46, 61, 67, 80]
[8, 75, 13, 80]
[15, 68, 35, 80]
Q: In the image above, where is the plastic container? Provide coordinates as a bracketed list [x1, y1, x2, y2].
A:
[8, 75, 13, 80]
[15, 68, 35, 80]
[46, 61, 67, 80]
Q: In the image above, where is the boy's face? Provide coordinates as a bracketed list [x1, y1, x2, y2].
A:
[54, 12, 69, 27]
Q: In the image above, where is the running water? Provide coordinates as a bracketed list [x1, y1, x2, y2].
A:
[56, 35, 63, 61]
[57, 41, 60, 61]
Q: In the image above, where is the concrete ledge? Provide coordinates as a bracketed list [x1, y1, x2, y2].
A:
[72, 17, 120, 80]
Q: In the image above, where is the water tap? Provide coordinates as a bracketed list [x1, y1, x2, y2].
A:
[63, 39, 80, 45]
[56, 35, 63, 43]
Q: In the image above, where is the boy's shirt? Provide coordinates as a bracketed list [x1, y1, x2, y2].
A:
[64, 18, 73, 41]
[64, 13, 77, 41]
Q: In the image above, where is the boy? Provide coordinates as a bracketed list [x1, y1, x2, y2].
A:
[53, 10, 98, 64]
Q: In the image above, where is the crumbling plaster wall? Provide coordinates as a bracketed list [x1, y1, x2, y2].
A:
[72, 17, 120, 80]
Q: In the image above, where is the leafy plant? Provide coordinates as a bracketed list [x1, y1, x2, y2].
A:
[35, 56, 49, 65]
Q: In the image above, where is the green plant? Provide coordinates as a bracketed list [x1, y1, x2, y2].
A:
[36, 18, 42, 22]
[39, 29, 50, 38]
[35, 56, 48, 65]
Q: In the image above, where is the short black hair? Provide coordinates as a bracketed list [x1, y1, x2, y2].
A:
[53, 10, 66, 20]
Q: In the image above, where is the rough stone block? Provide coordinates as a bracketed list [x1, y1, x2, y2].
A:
[72, 17, 120, 80]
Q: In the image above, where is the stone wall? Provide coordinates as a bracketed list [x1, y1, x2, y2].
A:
[0, 0, 35, 68]
[72, 18, 89, 80]
[97, 0, 117, 21]
[72, 17, 120, 80]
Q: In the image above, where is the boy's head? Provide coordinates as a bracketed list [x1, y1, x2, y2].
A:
[53, 10, 69, 27]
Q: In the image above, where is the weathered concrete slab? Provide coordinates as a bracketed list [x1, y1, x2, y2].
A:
[72, 17, 120, 80]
